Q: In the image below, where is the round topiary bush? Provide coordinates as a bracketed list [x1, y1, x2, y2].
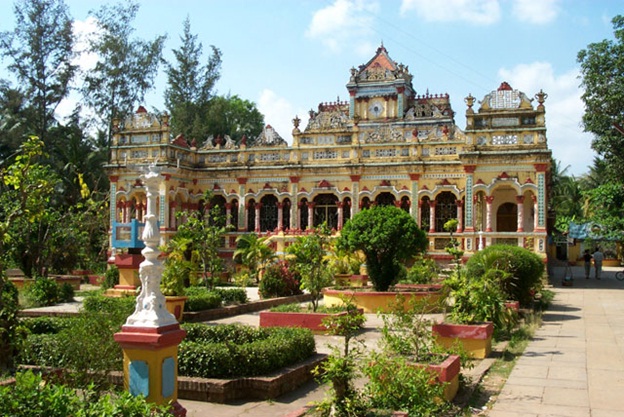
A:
[465, 244, 545, 306]
[258, 260, 302, 298]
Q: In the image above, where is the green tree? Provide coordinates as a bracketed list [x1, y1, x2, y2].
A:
[286, 225, 334, 311]
[82, 0, 165, 148]
[205, 94, 264, 145]
[337, 206, 428, 291]
[582, 182, 624, 241]
[173, 192, 232, 289]
[233, 233, 275, 283]
[0, 81, 31, 163]
[164, 16, 222, 141]
[0, 0, 76, 145]
[578, 15, 624, 178]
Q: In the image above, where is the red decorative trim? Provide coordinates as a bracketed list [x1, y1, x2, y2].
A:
[380, 180, 391, 187]
[109, 175, 119, 183]
[498, 81, 513, 91]
[318, 179, 331, 188]
[409, 173, 420, 181]
[475, 179, 485, 185]
[534, 163, 548, 172]
[289, 176, 300, 183]
[163, 174, 171, 181]
[525, 177, 534, 184]
[499, 172, 509, 179]
[114, 325, 186, 349]
[237, 177, 248, 184]
[350, 175, 361, 182]
[463, 165, 476, 174]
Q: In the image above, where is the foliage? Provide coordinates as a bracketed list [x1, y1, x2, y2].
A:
[326, 243, 363, 275]
[581, 182, 624, 241]
[183, 291, 221, 311]
[171, 191, 232, 289]
[0, 370, 172, 417]
[401, 257, 439, 284]
[22, 316, 71, 335]
[19, 305, 132, 394]
[338, 205, 428, 291]
[286, 226, 334, 311]
[178, 323, 315, 378]
[443, 219, 463, 273]
[233, 233, 275, 283]
[258, 260, 302, 299]
[444, 269, 516, 332]
[379, 294, 448, 362]
[81, 293, 136, 317]
[82, 0, 165, 146]
[24, 277, 60, 307]
[160, 244, 191, 296]
[578, 15, 624, 178]
[313, 302, 367, 416]
[213, 287, 248, 305]
[363, 353, 449, 417]
[164, 16, 222, 140]
[101, 265, 120, 290]
[0, 0, 76, 144]
[204, 94, 264, 145]
[465, 244, 544, 306]
[0, 279, 22, 371]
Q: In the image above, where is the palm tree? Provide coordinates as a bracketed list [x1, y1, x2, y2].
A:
[233, 233, 275, 283]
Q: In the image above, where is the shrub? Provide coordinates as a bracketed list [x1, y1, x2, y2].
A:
[178, 323, 315, 378]
[364, 353, 450, 416]
[258, 260, 302, 299]
[24, 277, 59, 306]
[0, 370, 173, 417]
[58, 282, 74, 302]
[184, 291, 221, 311]
[22, 316, 71, 334]
[82, 293, 136, 317]
[465, 244, 544, 306]
[401, 257, 439, 284]
[101, 265, 119, 290]
[214, 287, 248, 305]
[0, 279, 22, 370]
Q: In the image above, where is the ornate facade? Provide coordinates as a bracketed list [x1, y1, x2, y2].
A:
[107, 45, 551, 260]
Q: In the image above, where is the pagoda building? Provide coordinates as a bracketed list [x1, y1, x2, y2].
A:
[106, 45, 551, 261]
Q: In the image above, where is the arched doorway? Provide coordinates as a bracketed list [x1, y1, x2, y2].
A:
[420, 196, 431, 231]
[246, 199, 256, 232]
[313, 194, 338, 229]
[260, 195, 278, 232]
[434, 192, 457, 232]
[497, 202, 517, 232]
[375, 192, 396, 207]
[282, 198, 291, 230]
[299, 198, 309, 230]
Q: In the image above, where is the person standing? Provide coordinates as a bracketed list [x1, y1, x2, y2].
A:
[593, 248, 604, 280]
[583, 249, 592, 279]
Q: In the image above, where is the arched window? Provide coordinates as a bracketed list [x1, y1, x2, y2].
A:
[375, 192, 396, 207]
[282, 198, 291, 230]
[435, 192, 457, 232]
[400, 196, 410, 212]
[247, 199, 256, 232]
[497, 202, 517, 232]
[260, 195, 278, 232]
[343, 197, 352, 223]
[360, 196, 371, 210]
[229, 199, 239, 229]
[313, 194, 338, 229]
[299, 198, 309, 230]
[210, 195, 227, 226]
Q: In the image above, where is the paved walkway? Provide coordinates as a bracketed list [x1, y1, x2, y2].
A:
[487, 265, 624, 417]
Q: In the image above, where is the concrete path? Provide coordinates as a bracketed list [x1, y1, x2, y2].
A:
[486, 265, 624, 417]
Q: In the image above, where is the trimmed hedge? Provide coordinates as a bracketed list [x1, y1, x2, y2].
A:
[82, 294, 136, 317]
[178, 323, 316, 378]
[184, 291, 221, 312]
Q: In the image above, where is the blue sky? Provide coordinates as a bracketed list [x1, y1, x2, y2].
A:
[1, 0, 621, 176]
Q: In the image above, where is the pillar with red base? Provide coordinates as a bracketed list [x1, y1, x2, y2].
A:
[114, 164, 186, 416]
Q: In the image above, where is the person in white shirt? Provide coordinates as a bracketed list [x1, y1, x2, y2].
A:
[593, 248, 604, 280]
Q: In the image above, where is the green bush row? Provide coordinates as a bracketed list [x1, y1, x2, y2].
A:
[0, 370, 172, 417]
[178, 323, 316, 378]
[23, 278, 74, 307]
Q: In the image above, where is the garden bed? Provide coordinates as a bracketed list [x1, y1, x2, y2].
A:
[323, 285, 444, 313]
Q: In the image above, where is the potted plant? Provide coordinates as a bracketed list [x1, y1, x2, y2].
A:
[160, 240, 191, 322]
[326, 244, 366, 287]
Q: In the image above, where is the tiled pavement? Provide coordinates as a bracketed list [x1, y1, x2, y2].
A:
[486, 265, 624, 417]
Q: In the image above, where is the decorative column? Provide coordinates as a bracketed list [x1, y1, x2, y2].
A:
[277, 202, 284, 231]
[515, 196, 524, 232]
[337, 202, 344, 230]
[254, 203, 261, 232]
[350, 175, 360, 217]
[169, 202, 176, 230]
[409, 174, 419, 222]
[237, 177, 247, 231]
[485, 196, 494, 232]
[532, 195, 538, 231]
[456, 200, 463, 233]
[307, 202, 315, 230]
[290, 177, 299, 230]
[463, 166, 476, 232]
[224, 203, 232, 248]
[114, 164, 187, 417]
[534, 164, 548, 232]
[428, 201, 436, 234]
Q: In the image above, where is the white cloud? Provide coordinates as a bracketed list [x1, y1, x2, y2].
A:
[400, 0, 501, 25]
[257, 89, 307, 145]
[55, 17, 101, 123]
[306, 0, 379, 53]
[498, 62, 595, 175]
[511, 0, 561, 24]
